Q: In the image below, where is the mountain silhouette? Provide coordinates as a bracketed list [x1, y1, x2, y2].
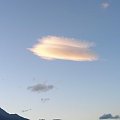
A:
[0, 107, 29, 120]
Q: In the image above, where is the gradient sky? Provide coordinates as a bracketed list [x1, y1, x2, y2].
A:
[0, 0, 120, 120]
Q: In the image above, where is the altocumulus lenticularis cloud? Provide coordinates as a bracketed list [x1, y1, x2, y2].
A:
[28, 36, 98, 61]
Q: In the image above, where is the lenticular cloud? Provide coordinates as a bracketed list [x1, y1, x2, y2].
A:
[28, 36, 98, 61]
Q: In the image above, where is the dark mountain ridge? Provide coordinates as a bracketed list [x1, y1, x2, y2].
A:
[0, 107, 29, 120]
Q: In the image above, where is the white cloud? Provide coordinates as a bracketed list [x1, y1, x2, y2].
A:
[28, 36, 98, 61]
[101, 2, 110, 9]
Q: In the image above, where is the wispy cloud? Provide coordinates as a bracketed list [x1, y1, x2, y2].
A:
[99, 114, 120, 119]
[27, 83, 54, 93]
[28, 36, 98, 61]
[101, 2, 110, 9]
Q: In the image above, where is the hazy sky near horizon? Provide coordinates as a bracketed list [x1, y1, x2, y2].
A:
[0, 0, 120, 120]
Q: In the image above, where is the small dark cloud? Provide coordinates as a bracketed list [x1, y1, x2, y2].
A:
[39, 118, 61, 120]
[22, 109, 32, 113]
[27, 83, 54, 93]
[99, 114, 120, 119]
[41, 98, 50, 103]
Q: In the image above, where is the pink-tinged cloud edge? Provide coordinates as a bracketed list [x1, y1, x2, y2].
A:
[28, 36, 98, 61]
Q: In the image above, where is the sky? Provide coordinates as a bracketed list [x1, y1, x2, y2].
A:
[0, 0, 120, 120]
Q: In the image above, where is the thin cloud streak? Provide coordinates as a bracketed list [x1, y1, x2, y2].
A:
[22, 109, 32, 113]
[28, 36, 98, 61]
[41, 98, 50, 103]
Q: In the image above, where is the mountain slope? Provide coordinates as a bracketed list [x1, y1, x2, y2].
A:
[0, 108, 29, 120]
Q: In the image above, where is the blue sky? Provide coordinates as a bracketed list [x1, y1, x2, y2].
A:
[0, 0, 120, 120]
